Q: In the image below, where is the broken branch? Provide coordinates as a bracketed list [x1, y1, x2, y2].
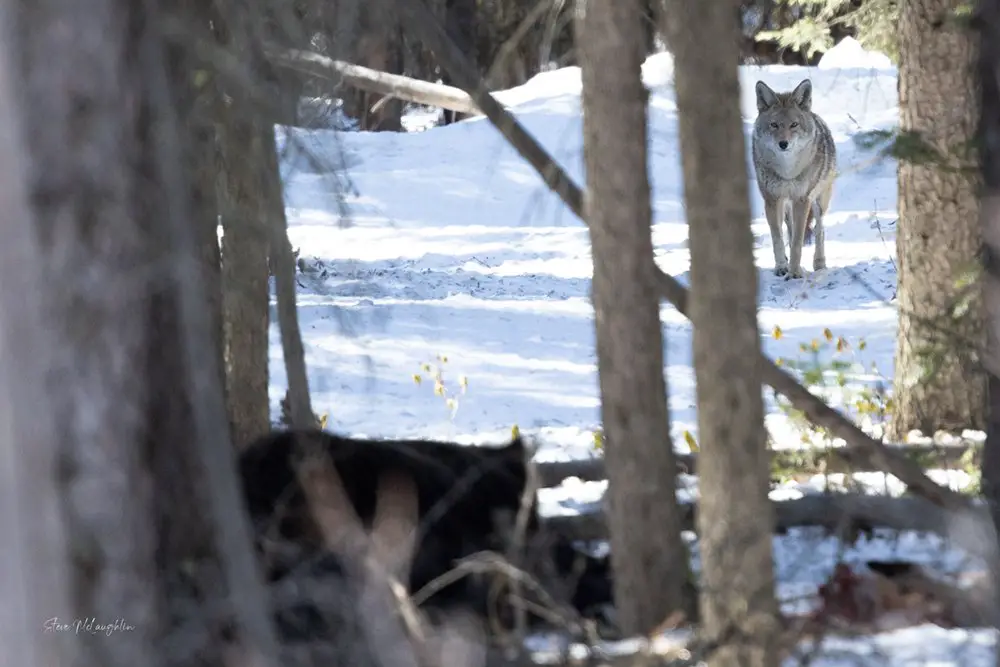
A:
[265, 46, 480, 116]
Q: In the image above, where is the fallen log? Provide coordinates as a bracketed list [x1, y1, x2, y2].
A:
[534, 441, 982, 487]
[541, 494, 994, 560]
[265, 47, 480, 117]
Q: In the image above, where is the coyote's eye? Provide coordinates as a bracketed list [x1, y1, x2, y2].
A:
[790, 122, 799, 128]
[770, 122, 779, 129]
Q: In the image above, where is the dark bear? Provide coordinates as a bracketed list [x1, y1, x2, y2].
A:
[550, 539, 614, 624]
[237, 428, 614, 642]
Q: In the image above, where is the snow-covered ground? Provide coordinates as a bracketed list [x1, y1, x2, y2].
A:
[271, 38, 996, 664]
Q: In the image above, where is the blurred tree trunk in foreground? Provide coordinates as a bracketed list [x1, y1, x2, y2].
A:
[13, 0, 170, 663]
[10, 0, 282, 664]
[0, 8, 73, 666]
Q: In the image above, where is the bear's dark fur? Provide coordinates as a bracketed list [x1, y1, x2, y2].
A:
[237, 428, 613, 641]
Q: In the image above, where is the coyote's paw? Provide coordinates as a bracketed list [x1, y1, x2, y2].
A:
[774, 266, 789, 277]
[813, 257, 827, 271]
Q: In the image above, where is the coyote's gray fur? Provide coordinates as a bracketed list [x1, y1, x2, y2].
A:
[752, 79, 837, 279]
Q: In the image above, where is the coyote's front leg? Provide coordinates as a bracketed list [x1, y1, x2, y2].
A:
[786, 198, 811, 279]
[764, 197, 788, 276]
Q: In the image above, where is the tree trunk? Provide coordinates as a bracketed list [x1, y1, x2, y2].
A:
[13, 0, 170, 663]
[219, 122, 273, 449]
[0, 15, 73, 666]
[975, 0, 1000, 642]
[440, 0, 478, 124]
[186, 19, 225, 398]
[889, 0, 985, 440]
[576, 0, 693, 635]
[665, 0, 780, 663]
[215, 6, 274, 449]
[344, 0, 405, 131]
[14, 0, 282, 663]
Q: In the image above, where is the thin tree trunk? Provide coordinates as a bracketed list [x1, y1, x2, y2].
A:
[890, 0, 986, 439]
[663, 0, 780, 664]
[264, 123, 317, 429]
[576, 0, 693, 635]
[216, 5, 274, 447]
[218, 125, 272, 448]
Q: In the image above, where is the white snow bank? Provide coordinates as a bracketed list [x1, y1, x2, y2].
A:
[818, 36, 895, 70]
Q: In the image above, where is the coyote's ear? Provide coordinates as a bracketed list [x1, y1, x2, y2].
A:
[791, 79, 813, 111]
[755, 81, 778, 112]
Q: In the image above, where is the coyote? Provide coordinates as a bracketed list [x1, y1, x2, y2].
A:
[752, 79, 837, 279]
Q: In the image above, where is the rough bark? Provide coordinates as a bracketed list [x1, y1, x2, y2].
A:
[664, 0, 780, 664]
[0, 15, 73, 666]
[218, 144, 271, 449]
[215, 7, 274, 450]
[890, 0, 986, 439]
[577, 0, 692, 635]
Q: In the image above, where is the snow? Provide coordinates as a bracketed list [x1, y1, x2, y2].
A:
[269, 35, 996, 664]
[818, 36, 896, 71]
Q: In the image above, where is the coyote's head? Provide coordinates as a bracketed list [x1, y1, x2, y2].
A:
[753, 79, 817, 156]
